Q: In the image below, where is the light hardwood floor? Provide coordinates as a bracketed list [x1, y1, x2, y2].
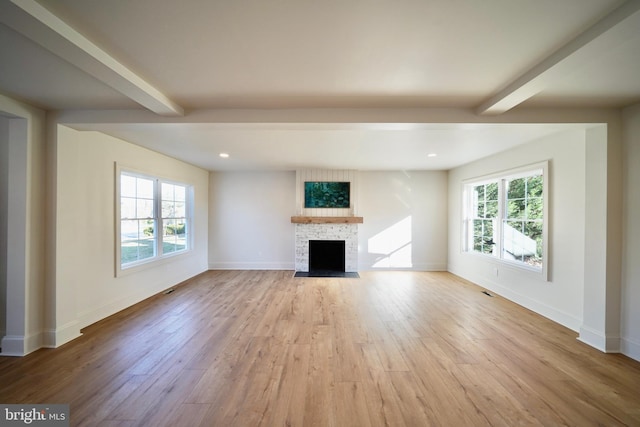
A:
[1, 270, 639, 426]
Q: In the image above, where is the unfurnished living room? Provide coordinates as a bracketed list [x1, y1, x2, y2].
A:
[1, 0, 640, 426]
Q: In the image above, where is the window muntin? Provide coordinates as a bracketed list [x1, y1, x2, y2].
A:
[118, 170, 191, 271]
[503, 174, 543, 267]
[471, 182, 498, 255]
[120, 174, 156, 265]
[464, 164, 547, 274]
[161, 182, 188, 255]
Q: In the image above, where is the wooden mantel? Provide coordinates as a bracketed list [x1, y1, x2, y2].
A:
[291, 216, 364, 224]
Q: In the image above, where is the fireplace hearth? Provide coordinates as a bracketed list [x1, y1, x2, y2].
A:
[297, 239, 359, 277]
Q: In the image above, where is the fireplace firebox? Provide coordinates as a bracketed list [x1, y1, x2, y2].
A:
[309, 240, 345, 274]
[293, 221, 359, 277]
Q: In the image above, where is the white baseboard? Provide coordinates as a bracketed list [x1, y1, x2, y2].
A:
[25, 331, 45, 354]
[208, 262, 447, 272]
[620, 337, 640, 362]
[0, 331, 48, 356]
[42, 320, 82, 349]
[577, 325, 621, 353]
[208, 261, 295, 270]
[1, 335, 27, 356]
[415, 263, 448, 271]
[448, 267, 582, 332]
[359, 263, 448, 272]
[76, 267, 209, 330]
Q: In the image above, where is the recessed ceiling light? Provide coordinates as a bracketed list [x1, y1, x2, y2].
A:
[427, 153, 437, 158]
[219, 153, 229, 158]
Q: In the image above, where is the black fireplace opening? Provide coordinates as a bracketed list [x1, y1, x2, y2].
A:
[309, 240, 345, 274]
[294, 239, 359, 278]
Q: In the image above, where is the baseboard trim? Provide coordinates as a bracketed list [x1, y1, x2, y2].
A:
[0, 335, 27, 356]
[361, 263, 448, 271]
[577, 325, 620, 353]
[25, 331, 45, 354]
[208, 263, 448, 272]
[1, 327, 82, 356]
[76, 268, 209, 331]
[448, 268, 582, 332]
[620, 337, 640, 362]
[42, 321, 82, 349]
[208, 262, 295, 270]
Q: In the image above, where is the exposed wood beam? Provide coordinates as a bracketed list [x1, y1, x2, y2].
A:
[0, 0, 183, 116]
[476, 0, 640, 115]
[291, 216, 364, 224]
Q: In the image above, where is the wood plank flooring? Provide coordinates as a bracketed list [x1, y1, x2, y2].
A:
[1, 270, 639, 426]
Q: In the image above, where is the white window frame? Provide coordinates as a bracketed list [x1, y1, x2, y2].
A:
[462, 161, 549, 280]
[115, 164, 192, 277]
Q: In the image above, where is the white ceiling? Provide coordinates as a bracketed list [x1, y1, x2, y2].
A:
[70, 122, 585, 171]
[1, 0, 639, 170]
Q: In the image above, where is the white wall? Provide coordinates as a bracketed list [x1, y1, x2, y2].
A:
[358, 171, 448, 271]
[208, 170, 448, 272]
[209, 171, 296, 270]
[448, 129, 587, 331]
[0, 116, 8, 340]
[51, 126, 209, 345]
[621, 103, 640, 360]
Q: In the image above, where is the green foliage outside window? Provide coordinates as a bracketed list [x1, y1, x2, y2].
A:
[472, 182, 498, 255]
[467, 168, 545, 270]
[505, 175, 543, 266]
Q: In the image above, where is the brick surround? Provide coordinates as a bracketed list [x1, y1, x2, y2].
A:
[295, 223, 358, 272]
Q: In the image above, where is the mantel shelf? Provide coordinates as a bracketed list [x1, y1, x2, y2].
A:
[291, 216, 364, 224]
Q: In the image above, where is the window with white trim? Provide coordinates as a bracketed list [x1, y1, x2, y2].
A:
[463, 162, 548, 275]
[118, 170, 191, 270]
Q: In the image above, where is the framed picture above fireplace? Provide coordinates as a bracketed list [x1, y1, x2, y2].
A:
[304, 181, 350, 208]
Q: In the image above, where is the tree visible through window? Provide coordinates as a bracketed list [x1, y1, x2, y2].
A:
[119, 171, 190, 269]
[504, 175, 543, 267]
[120, 174, 156, 265]
[471, 182, 498, 255]
[464, 164, 547, 273]
[161, 183, 187, 255]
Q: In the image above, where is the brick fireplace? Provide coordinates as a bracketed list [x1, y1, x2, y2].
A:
[292, 219, 361, 273]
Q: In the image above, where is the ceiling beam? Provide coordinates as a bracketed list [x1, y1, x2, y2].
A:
[0, 0, 183, 116]
[476, 0, 640, 115]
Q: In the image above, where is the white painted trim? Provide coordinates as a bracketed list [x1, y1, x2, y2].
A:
[208, 262, 295, 270]
[411, 263, 448, 271]
[42, 320, 83, 349]
[461, 161, 549, 281]
[0, 335, 26, 356]
[115, 163, 195, 278]
[578, 325, 621, 353]
[362, 263, 448, 272]
[620, 337, 640, 362]
[578, 326, 606, 352]
[449, 267, 582, 332]
[76, 267, 208, 330]
[24, 331, 44, 354]
[0, 331, 45, 356]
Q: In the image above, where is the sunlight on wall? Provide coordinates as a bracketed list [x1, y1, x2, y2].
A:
[368, 216, 412, 268]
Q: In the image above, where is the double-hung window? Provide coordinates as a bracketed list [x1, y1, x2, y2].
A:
[118, 169, 191, 272]
[161, 182, 188, 255]
[463, 162, 548, 277]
